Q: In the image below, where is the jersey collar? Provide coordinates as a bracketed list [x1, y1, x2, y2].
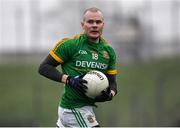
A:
[82, 34, 103, 45]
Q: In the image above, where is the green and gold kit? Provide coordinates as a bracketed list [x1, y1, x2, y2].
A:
[49, 34, 117, 108]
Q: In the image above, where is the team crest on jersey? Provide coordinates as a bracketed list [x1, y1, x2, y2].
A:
[103, 51, 109, 59]
[87, 115, 95, 123]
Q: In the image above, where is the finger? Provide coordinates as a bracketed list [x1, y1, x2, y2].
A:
[101, 90, 106, 94]
[82, 84, 88, 89]
[102, 91, 109, 97]
[77, 87, 87, 93]
[80, 79, 87, 84]
[79, 83, 88, 89]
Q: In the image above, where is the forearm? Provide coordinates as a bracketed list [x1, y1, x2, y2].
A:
[38, 63, 62, 82]
[109, 82, 117, 96]
[106, 74, 118, 96]
[38, 55, 68, 84]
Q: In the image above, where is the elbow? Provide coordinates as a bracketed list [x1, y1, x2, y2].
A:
[38, 64, 44, 76]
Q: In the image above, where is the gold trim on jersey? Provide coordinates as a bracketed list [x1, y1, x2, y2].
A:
[50, 34, 83, 64]
[107, 69, 118, 75]
[52, 34, 82, 52]
[49, 50, 64, 64]
[100, 36, 109, 44]
[52, 38, 69, 52]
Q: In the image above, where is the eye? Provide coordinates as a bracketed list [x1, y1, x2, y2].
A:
[86, 20, 103, 24]
[96, 20, 102, 24]
[87, 20, 94, 24]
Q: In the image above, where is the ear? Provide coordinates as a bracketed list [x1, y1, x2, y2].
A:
[81, 21, 84, 28]
[102, 22, 105, 27]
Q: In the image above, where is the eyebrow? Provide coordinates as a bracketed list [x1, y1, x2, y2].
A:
[87, 19, 103, 21]
[86, 18, 103, 21]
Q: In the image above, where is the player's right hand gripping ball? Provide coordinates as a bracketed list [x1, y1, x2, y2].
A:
[66, 75, 88, 93]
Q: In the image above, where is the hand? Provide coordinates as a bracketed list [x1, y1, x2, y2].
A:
[66, 74, 88, 94]
[94, 88, 113, 102]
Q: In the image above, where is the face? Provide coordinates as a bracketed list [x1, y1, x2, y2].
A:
[81, 11, 104, 42]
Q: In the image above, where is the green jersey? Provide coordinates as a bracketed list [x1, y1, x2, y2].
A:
[49, 34, 117, 108]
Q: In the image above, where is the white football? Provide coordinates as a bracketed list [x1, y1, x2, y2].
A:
[83, 70, 109, 99]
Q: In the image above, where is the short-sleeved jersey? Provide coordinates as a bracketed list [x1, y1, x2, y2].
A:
[49, 34, 117, 108]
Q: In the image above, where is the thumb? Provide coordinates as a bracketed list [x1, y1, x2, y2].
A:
[79, 74, 86, 79]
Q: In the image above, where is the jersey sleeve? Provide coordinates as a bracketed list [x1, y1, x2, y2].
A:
[106, 46, 118, 75]
[49, 38, 75, 64]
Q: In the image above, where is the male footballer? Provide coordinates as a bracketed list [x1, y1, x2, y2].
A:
[38, 7, 118, 127]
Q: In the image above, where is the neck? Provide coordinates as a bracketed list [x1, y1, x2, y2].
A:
[89, 38, 99, 43]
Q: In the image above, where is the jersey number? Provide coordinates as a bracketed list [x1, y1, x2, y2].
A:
[92, 53, 98, 60]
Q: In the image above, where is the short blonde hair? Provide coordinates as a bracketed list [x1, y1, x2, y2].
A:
[83, 7, 102, 15]
[83, 7, 104, 21]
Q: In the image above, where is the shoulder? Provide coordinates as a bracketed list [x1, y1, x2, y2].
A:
[55, 34, 84, 47]
[101, 37, 115, 51]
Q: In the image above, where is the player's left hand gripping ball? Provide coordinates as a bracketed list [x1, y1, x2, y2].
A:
[94, 88, 113, 102]
[66, 74, 88, 93]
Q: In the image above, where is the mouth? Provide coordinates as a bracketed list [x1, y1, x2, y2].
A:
[90, 31, 99, 34]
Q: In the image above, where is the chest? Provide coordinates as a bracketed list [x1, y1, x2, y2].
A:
[71, 45, 110, 70]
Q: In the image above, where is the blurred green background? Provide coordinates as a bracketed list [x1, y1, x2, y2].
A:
[0, 57, 180, 126]
[1, 0, 180, 127]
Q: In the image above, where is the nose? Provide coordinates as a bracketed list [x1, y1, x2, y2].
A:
[92, 22, 98, 28]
